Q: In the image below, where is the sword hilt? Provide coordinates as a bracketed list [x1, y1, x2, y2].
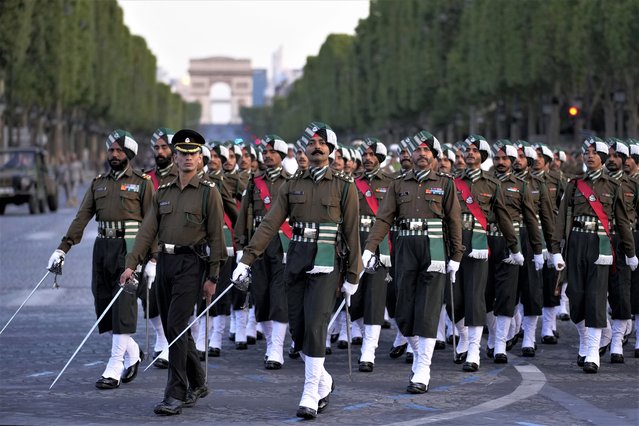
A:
[121, 272, 140, 294]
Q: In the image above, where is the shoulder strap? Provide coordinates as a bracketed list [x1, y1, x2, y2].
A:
[202, 184, 210, 219]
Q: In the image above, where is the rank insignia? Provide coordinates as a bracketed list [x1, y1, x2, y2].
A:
[121, 183, 140, 192]
[264, 196, 271, 205]
[588, 194, 596, 202]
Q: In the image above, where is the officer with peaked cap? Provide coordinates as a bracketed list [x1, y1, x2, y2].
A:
[121, 129, 227, 415]
[232, 122, 362, 419]
[47, 130, 153, 389]
[550, 137, 637, 374]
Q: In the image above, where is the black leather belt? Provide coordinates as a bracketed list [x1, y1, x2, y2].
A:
[292, 227, 319, 239]
[159, 243, 206, 255]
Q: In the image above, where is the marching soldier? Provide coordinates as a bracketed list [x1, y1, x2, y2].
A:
[232, 122, 362, 419]
[121, 129, 227, 415]
[364, 131, 463, 393]
[550, 137, 637, 374]
[143, 128, 178, 369]
[234, 135, 291, 369]
[47, 130, 153, 389]
[450, 135, 522, 372]
[351, 138, 393, 372]
[625, 139, 639, 358]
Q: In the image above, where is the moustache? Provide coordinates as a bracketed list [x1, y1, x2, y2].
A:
[312, 150, 323, 155]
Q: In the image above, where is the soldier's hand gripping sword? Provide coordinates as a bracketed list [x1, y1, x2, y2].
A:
[49, 273, 139, 389]
[447, 260, 460, 362]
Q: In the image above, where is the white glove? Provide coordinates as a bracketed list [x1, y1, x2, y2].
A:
[47, 249, 65, 271]
[447, 260, 460, 283]
[144, 261, 156, 289]
[236, 250, 244, 264]
[361, 249, 377, 273]
[626, 256, 638, 272]
[533, 254, 544, 271]
[503, 251, 525, 266]
[232, 262, 250, 283]
[341, 281, 358, 306]
[552, 253, 565, 271]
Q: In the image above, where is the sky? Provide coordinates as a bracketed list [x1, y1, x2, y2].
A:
[118, 0, 370, 81]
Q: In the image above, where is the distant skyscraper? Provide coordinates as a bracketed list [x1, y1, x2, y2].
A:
[253, 69, 267, 107]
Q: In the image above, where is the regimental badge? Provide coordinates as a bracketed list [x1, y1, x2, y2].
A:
[120, 183, 140, 192]
[365, 190, 372, 197]
[264, 196, 271, 205]
[588, 194, 596, 202]
[466, 196, 474, 204]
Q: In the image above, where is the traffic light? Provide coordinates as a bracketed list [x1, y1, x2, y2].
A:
[568, 106, 579, 117]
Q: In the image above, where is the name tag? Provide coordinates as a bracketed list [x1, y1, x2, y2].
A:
[96, 186, 107, 192]
[121, 183, 140, 192]
[290, 191, 304, 195]
[160, 201, 170, 207]
[506, 187, 520, 193]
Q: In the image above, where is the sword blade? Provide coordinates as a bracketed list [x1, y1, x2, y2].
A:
[50, 286, 125, 389]
[327, 299, 346, 332]
[204, 309, 209, 384]
[345, 297, 353, 381]
[0, 271, 50, 336]
[144, 282, 234, 372]
[450, 274, 457, 361]
[145, 281, 150, 357]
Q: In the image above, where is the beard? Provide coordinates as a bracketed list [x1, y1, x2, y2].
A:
[155, 154, 171, 169]
[109, 157, 128, 172]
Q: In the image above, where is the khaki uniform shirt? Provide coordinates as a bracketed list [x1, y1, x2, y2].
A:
[356, 171, 394, 217]
[545, 169, 566, 215]
[241, 167, 363, 283]
[550, 173, 635, 257]
[507, 173, 550, 252]
[126, 173, 227, 277]
[58, 166, 153, 252]
[224, 171, 245, 203]
[234, 168, 289, 249]
[457, 169, 520, 253]
[366, 170, 463, 262]
[207, 169, 238, 225]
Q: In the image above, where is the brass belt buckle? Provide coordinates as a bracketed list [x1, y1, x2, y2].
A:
[303, 228, 317, 239]
[584, 221, 596, 231]
[164, 243, 175, 254]
[361, 218, 372, 227]
[409, 221, 422, 231]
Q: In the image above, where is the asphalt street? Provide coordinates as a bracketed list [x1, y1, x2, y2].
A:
[0, 195, 638, 425]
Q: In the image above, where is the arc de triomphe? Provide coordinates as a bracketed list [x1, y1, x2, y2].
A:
[188, 57, 253, 124]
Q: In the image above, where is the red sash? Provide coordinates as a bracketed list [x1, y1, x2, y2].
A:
[575, 179, 614, 269]
[355, 177, 392, 253]
[148, 170, 159, 190]
[253, 176, 292, 239]
[454, 177, 488, 231]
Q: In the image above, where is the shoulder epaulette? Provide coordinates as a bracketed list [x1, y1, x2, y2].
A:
[484, 174, 501, 185]
[143, 167, 154, 174]
[335, 171, 354, 183]
[93, 174, 103, 181]
[513, 175, 526, 183]
[437, 171, 454, 179]
[133, 169, 151, 180]
[292, 169, 305, 179]
[158, 182, 172, 191]
[201, 179, 215, 188]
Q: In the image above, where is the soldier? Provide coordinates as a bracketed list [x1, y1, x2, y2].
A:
[234, 135, 291, 369]
[143, 128, 178, 369]
[453, 141, 467, 178]
[485, 140, 545, 363]
[350, 138, 394, 372]
[232, 122, 362, 419]
[47, 130, 153, 389]
[295, 139, 310, 171]
[550, 137, 637, 373]
[625, 140, 639, 358]
[364, 131, 463, 392]
[604, 138, 635, 363]
[121, 129, 227, 415]
[450, 135, 522, 372]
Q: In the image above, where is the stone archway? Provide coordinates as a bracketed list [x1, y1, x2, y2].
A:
[189, 57, 253, 124]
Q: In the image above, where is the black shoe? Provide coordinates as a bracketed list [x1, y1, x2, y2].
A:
[599, 343, 610, 356]
[122, 349, 144, 384]
[154, 358, 169, 369]
[95, 376, 120, 389]
[358, 361, 374, 372]
[389, 343, 408, 359]
[183, 385, 209, 408]
[337, 340, 348, 349]
[325, 347, 332, 355]
[522, 347, 535, 357]
[577, 355, 585, 367]
[296, 406, 317, 419]
[542, 335, 558, 344]
[330, 333, 339, 343]
[256, 331, 264, 340]
[352, 337, 363, 345]
[236, 342, 248, 350]
[228, 332, 235, 342]
[552, 329, 560, 338]
[462, 361, 479, 372]
[265, 360, 282, 370]
[558, 313, 570, 321]
[635, 348, 639, 358]
[506, 335, 519, 352]
[494, 353, 508, 364]
[208, 347, 220, 357]
[434, 340, 446, 350]
[405, 352, 414, 363]
[318, 381, 335, 413]
[486, 347, 494, 359]
[198, 350, 206, 361]
[583, 362, 598, 374]
[406, 382, 428, 394]
[154, 397, 183, 416]
[382, 320, 391, 329]
[454, 351, 467, 364]
[288, 347, 300, 359]
[247, 336, 257, 345]
[610, 353, 624, 364]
